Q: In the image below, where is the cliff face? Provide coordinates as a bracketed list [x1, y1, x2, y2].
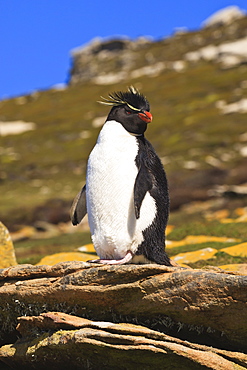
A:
[69, 7, 247, 86]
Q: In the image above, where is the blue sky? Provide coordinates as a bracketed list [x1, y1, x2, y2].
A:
[0, 1, 246, 100]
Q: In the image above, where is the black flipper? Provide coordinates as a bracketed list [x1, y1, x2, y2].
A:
[70, 185, 87, 225]
[134, 161, 152, 219]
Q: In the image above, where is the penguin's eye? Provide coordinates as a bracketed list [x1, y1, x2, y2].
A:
[126, 110, 132, 115]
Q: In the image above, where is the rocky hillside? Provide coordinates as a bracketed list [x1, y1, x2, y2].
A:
[0, 6, 247, 228]
[69, 6, 247, 85]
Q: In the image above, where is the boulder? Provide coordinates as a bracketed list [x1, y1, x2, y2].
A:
[0, 312, 246, 370]
[0, 222, 17, 268]
[185, 37, 247, 69]
[10, 226, 36, 242]
[0, 120, 36, 136]
[36, 251, 97, 265]
[0, 262, 246, 354]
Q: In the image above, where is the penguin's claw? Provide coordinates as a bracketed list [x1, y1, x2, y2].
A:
[88, 251, 133, 265]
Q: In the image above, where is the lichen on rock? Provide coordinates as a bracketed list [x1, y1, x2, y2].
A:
[0, 222, 17, 268]
[1, 312, 247, 370]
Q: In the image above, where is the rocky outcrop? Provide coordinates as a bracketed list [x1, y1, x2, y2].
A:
[202, 6, 246, 28]
[185, 37, 247, 69]
[1, 311, 246, 370]
[0, 222, 17, 268]
[0, 262, 246, 356]
[0, 120, 36, 136]
[68, 8, 247, 85]
[69, 37, 151, 85]
[216, 98, 247, 114]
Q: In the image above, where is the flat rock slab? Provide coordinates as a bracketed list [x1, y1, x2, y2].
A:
[0, 262, 246, 353]
[0, 312, 247, 370]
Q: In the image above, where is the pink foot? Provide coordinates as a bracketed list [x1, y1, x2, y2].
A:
[88, 251, 133, 265]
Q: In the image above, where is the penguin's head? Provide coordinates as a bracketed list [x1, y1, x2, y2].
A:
[99, 86, 152, 135]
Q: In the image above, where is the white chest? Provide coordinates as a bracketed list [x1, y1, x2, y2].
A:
[86, 120, 138, 219]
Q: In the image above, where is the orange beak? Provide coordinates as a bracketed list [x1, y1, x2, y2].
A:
[138, 111, 152, 123]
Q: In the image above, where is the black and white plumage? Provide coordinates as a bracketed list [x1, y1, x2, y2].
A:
[71, 87, 171, 265]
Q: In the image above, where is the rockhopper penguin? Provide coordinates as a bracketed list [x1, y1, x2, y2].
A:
[71, 87, 171, 265]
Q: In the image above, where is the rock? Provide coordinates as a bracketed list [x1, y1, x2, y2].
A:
[205, 209, 230, 221]
[92, 71, 127, 85]
[0, 263, 246, 353]
[220, 242, 247, 257]
[211, 184, 247, 198]
[202, 6, 245, 28]
[36, 252, 97, 265]
[217, 37, 247, 69]
[218, 98, 247, 114]
[77, 243, 96, 253]
[10, 226, 36, 242]
[0, 120, 36, 136]
[15, 96, 27, 105]
[183, 160, 199, 170]
[0, 222, 17, 268]
[167, 235, 240, 248]
[51, 83, 67, 91]
[219, 264, 247, 274]
[0, 312, 246, 370]
[185, 45, 218, 62]
[185, 37, 247, 69]
[234, 208, 247, 222]
[169, 60, 186, 72]
[91, 116, 105, 128]
[240, 146, 247, 157]
[172, 247, 218, 264]
[32, 221, 61, 239]
[235, 208, 247, 217]
[239, 132, 247, 142]
[69, 38, 136, 85]
[130, 62, 166, 79]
